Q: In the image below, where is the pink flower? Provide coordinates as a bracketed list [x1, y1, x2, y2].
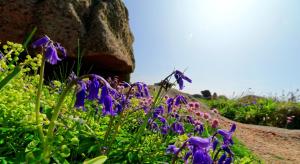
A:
[211, 108, 219, 114]
[194, 102, 200, 109]
[204, 113, 211, 120]
[211, 119, 219, 128]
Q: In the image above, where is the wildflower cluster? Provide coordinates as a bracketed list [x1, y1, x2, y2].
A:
[0, 36, 239, 163]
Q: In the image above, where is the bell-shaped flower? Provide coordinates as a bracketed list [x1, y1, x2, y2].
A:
[174, 70, 192, 90]
[32, 35, 66, 65]
[99, 85, 109, 103]
[194, 124, 204, 135]
[102, 95, 116, 116]
[160, 124, 169, 135]
[171, 122, 185, 135]
[166, 97, 174, 113]
[74, 81, 87, 109]
[174, 95, 187, 106]
[32, 35, 50, 48]
[218, 153, 227, 164]
[87, 75, 100, 100]
[217, 124, 236, 146]
[166, 145, 179, 154]
[192, 149, 213, 164]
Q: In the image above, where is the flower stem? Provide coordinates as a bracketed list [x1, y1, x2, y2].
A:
[134, 72, 175, 144]
[35, 55, 45, 147]
[43, 80, 76, 158]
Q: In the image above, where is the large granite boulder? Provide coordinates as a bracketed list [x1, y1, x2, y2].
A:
[0, 0, 135, 80]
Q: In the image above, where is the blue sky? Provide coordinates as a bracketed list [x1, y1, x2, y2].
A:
[124, 0, 300, 97]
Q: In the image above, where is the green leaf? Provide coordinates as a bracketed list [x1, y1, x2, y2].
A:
[23, 27, 37, 48]
[0, 66, 22, 91]
[83, 156, 107, 164]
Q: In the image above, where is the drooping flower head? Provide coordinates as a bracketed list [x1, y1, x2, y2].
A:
[217, 123, 236, 146]
[102, 95, 116, 116]
[166, 145, 179, 154]
[171, 122, 185, 135]
[32, 35, 66, 65]
[87, 75, 100, 100]
[174, 70, 192, 90]
[166, 97, 174, 113]
[74, 80, 87, 110]
[174, 95, 187, 106]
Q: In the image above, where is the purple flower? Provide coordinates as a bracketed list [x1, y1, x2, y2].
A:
[102, 95, 116, 116]
[45, 43, 61, 64]
[143, 84, 150, 97]
[218, 153, 227, 164]
[184, 151, 192, 163]
[54, 42, 66, 58]
[166, 97, 174, 113]
[221, 145, 234, 156]
[174, 95, 187, 106]
[99, 85, 109, 103]
[0, 51, 3, 59]
[174, 70, 192, 90]
[224, 156, 232, 164]
[160, 124, 169, 135]
[192, 149, 212, 164]
[187, 115, 195, 124]
[187, 137, 211, 148]
[157, 115, 167, 124]
[32, 35, 66, 65]
[166, 145, 179, 154]
[194, 124, 204, 135]
[171, 122, 185, 135]
[87, 75, 100, 100]
[217, 124, 236, 146]
[32, 35, 50, 48]
[212, 139, 219, 151]
[74, 81, 87, 109]
[133, 82, 150, 98]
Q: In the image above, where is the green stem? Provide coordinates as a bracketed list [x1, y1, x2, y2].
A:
[43, 80, 76, 158]
[35, 55, 46, 147]
[103, 115, 114, 145]
[134, 72, 174, 145]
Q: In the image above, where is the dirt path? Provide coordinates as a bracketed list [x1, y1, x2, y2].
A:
[218, 116, 300, 164]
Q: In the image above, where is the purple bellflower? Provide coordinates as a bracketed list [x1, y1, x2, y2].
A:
[160, 124, 169, 135]
[218, 153, 227, 164]
[166, 97, 174, 113]
[174, 95, 187, 106]
[217, 123, 236, 146]
[194, 124, 204, 135]
[32, 35, 66, 65]
[166, 145, 179, 154]
[74, 81, 87, 109]
[102, 95, 116, 116]
[87, 75, 100, 100]
[174, 70, 192, 90]
[171, 122, 185, 135]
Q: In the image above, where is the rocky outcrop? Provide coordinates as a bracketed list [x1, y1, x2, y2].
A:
[0, 0, 134, 79]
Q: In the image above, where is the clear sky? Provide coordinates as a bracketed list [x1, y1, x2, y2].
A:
[124, 0, 300, 97]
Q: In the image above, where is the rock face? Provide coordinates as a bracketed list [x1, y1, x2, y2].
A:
[0, 0, 135, 80]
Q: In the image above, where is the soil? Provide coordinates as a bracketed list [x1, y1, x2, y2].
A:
[218, 116, 300, 164]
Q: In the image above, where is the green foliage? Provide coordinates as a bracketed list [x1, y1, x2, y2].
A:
[0, 41, 261, 163]
[202, 96, 300, 129]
